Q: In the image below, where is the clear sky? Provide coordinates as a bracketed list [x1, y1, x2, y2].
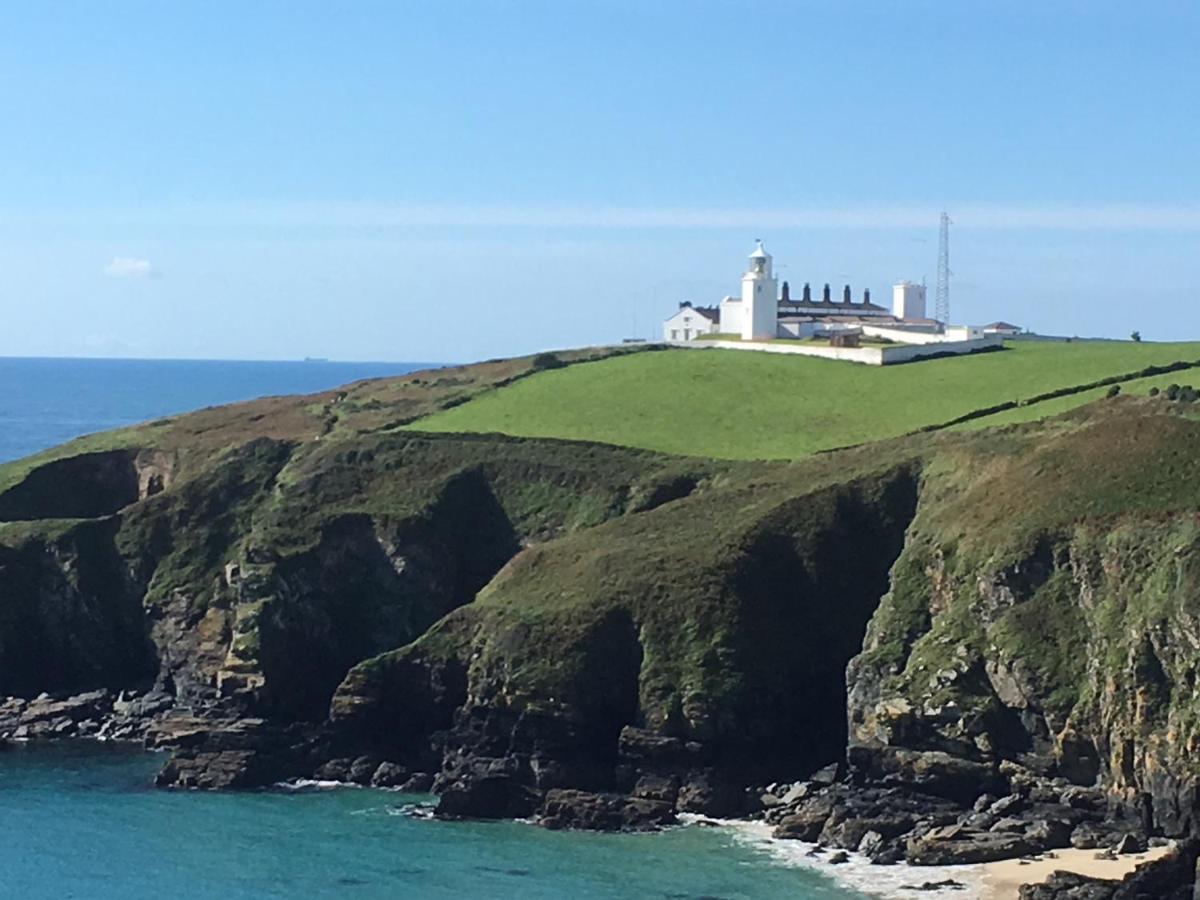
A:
[1, 1, 1197, 362]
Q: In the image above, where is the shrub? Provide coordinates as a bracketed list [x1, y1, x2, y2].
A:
[1106, 385, 1122, 398]
[1149, 387, 1160, 397]
[1181, 386, 1199, 403]
[531, 352, 566, 371]
[1167, 384, 1181, 400]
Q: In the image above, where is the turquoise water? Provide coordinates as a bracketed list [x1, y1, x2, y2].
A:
[0, 744, 865, 899]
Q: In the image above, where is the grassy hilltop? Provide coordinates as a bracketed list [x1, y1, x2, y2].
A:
[410, 341, 1200, 459]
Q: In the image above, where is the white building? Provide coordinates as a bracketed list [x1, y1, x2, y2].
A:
[983, 321, 1023, 336]
[892, 282, 927, 321]
[741, 240, 779, 341]
[662, 302, 720, 342]
[662, 241, 1008, 346]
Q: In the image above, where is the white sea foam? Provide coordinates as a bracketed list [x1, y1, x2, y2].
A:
[682, 816, 986, 899]
[275, 778, 361, 791]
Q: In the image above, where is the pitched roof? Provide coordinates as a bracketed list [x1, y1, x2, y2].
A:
[778, 300, 890, 314]
[983, 321, 1022, 331]
[691, 306, 719, 322]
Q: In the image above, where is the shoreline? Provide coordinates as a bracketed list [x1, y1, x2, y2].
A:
[0, 744, 1176, 898]
[719, 818, 1171, 900]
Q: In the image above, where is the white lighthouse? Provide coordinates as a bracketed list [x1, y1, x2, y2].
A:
[741, 240, 778, 341]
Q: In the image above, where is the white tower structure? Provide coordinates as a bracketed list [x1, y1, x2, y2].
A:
[741, 240, 778, 341]
[892, 281, 927, 321]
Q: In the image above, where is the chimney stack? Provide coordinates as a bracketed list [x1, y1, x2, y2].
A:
[823, 283, 831, 303]
[843, 284, 852, 304]
[803, 283, 812, 303]
[781, 280, 790, 302]
[863, 288, 871, 304]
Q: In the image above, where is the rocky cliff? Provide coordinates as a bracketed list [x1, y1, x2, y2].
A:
[3, 356, 1200, 889]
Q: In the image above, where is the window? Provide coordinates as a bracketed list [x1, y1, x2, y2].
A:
[670, 329, 678, 340]
[684, 329, 691, 340]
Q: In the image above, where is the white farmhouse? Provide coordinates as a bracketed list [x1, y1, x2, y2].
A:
[662, 302, 720, 342]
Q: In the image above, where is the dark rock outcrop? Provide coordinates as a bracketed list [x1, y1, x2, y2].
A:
[536, 789, 677, 831]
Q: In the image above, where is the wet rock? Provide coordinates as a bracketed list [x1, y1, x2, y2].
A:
[536, 789, 677, 832]
[370, 762, 409, 788]
[773, 793, 836, 841]
[900, 880, 968, 893]
[675, 772, 745, 818]
[632, 773, 679, 805]
[347, 755, 379, 785]
[434, 774, 539, 820]
[398, 772, 435, 793]
[314, 758, 352, 782]
[907, 825, 1037, 865]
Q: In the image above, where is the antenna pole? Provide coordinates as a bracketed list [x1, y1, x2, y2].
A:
[935, 212, 952, 328]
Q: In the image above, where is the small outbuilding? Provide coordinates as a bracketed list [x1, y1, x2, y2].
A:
[663, 302, 720, 341]
[982, 321, 1023, 336]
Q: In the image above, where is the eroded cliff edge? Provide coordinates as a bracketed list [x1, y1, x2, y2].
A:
[4, 364, 1200, 886]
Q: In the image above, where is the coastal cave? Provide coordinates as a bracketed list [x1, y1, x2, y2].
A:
[724, 469, 920, 782]
[257, 469, 521, 722]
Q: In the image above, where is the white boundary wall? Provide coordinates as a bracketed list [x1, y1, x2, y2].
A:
[860, 324, 988, 344]
[666, 335, 1001, 366]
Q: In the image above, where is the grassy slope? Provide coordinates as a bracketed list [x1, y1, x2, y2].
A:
[406, 341, 1200, 459]
[956, 368, 1200, 430]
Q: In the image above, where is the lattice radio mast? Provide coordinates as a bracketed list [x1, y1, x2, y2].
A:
[935, 211, 952, 327]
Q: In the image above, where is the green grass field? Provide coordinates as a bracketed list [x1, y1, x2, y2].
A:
[408, 341, 1200, 459]
[957, 368, 1200, 430]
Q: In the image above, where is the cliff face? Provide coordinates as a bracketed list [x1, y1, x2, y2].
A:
[0, 426, 716, 730]
[847, 410, 1200, 838]
[329, 464, 922, 808]
[4, 364, 1200, 850]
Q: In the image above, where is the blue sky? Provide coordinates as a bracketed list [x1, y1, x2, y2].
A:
[1, 1, 1197, 361]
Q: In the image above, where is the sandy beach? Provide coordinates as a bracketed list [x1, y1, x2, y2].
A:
[977, 846, 1172, 899]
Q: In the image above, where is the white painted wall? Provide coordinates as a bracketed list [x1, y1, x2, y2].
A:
[861, 324, 994, 344]
[719, 296, 742, 334]
[662, 306, 719, 341]
[664, 335, 1001, 365]
[892, 282, 927, 321]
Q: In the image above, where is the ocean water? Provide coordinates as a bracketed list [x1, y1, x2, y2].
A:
[0, 356, 871, 899]
[0, 356, 438, 464]
[0, 744, 871, 900]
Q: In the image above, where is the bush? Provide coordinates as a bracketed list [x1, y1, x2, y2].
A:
[1149, 387, 1160, 397]
[1167, 384, 1181, 400]
[1181, 386, 1199, 403]
[531, 352, 566, 371]
[1106, 385, 1122, 398]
